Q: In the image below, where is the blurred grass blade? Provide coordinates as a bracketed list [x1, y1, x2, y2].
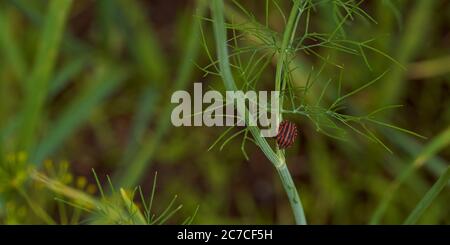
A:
[118, 0, 169, 84]
[408, 56, 450, 80]
[113, 0, 172, 185]
[116, 1, 206, 187]
[1, 56, 87, 157]
[32, 64, 127, 164]
[8, 0, 89, 54]
[383, 129, 449, 179]
[49, 56, 88, 98]
[96, 0, 120, 51]
[378, 0, 437, 108]
[17, 0, 73, 151]
[370, 125, 450, 224]
[404, 167, 450, 225]
[7, 0, 42, 24]
[120, 87, 157, 165]
[0, 6, 27, 82]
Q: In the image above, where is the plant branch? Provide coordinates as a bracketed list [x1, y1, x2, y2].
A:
[211, 0, 306, 225]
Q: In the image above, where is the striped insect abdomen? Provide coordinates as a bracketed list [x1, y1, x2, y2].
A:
[276, 120, 298, 149]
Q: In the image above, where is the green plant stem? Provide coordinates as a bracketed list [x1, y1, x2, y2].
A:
[275, 0, 303, 103]
[273, 2, 303, 167]
[211, 0, 306, 225]
[277, 164, 307, 224]
[272, 1, 305, 223]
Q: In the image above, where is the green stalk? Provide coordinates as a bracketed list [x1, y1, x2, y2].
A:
[277, 164, 307, 224]
[272, 1, 305, 223]
[274, 0, 304, 131]
[274, 0, 303, 96]
[211, 0, 306, 225]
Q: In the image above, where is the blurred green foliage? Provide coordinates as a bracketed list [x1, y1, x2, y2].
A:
[0, 0, 449, 224]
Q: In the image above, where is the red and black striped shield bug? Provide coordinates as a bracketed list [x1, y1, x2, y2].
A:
[276, 120, 298, 149]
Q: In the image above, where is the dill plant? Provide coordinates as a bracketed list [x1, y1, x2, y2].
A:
[31, 169, 198, 225]
[204, 0, 423, 224]
[0, 152, 195, 224]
